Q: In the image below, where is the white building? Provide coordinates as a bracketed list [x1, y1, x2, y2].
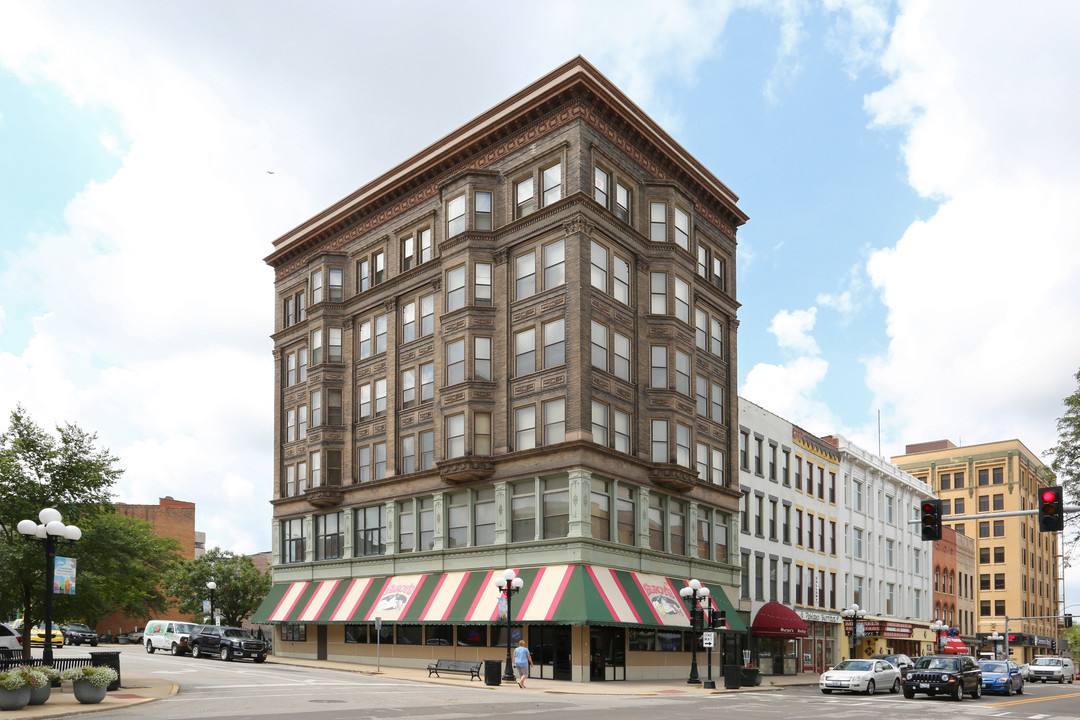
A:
[737, 398, 933, 676]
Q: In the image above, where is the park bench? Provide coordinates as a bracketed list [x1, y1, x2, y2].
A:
[426, 658, 483, 680]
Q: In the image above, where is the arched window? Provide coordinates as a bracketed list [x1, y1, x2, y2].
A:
[934, 569, 940, 592]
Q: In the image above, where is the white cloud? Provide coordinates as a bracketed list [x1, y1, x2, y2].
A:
[768, 307, 820, 355]
[862, 0, 1080, 463]
[742, 356, 844, 435]
[815, 290, 854, 315]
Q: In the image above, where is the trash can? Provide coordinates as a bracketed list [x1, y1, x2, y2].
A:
[723, 664, 742, 690]
[89, 651, 121, 691]
[484, 660, 502, 686]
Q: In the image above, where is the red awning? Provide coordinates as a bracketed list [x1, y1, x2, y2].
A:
[750, 602, 808, 637]
[941, 637, 969, 653]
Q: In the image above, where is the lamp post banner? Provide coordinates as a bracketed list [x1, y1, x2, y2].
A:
[497, 597, 507, 621]
[53, 556, 76, 595]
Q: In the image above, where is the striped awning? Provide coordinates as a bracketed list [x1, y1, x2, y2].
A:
[251, 564, 745, 632]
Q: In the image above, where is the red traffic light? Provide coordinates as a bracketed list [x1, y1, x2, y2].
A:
[922, 502, 935, 513]
[1038, 486, 1064, 532]
[1042, 489, 1059, 503]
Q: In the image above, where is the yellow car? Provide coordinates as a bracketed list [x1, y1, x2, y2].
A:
[30, 625, 64, 648]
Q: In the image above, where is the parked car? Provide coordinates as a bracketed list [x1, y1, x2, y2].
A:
[979, 660, 1024, 695]
[902, 655, 983, 700]
[0, 622, 22, 654]
[1029, 656, 1076, 683]
[820, 658, 902, 695]
[1017, 663, 1031, 680]
[872, 653, 915, 675]
[60, 623, 99, 647]
[144, 619, 198, 656]
[189, 625, 267, 663]
[29, 625, 64, 648]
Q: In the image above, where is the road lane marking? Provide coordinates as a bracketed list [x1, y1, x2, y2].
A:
[983, 693, 1080, 708]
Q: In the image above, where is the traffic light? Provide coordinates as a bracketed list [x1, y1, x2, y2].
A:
[1066, 613, 1073, 629]
[921, 499, 943, 541]
[715, 610, 727, 630]
[1038, 486, 1064, 532]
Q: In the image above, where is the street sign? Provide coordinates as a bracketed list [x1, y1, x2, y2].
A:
[702, 631, 716, 648]
[374, 616, 382, 630]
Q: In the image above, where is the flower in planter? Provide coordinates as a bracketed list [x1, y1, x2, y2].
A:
[36, 666, 61, 683]
[0, 666, 49, 690]
[60, 666, 118, 688]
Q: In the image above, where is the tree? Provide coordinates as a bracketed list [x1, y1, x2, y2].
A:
[1046, 367, 1080, 557]
[0, 406, 119, 656]
[165, 548, 271, 627]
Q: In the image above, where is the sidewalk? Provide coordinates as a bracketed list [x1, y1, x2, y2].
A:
[1, 657, 816, 718]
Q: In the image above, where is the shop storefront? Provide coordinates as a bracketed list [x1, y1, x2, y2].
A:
[253, 564, 747, 682]
[750, 602, 808, 675]
[796, 609, 842, 674]
[846, 619, 920, 659]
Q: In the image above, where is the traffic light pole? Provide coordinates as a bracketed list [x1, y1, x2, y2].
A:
[1001, 614, 1074, 660]
[909, 505, 1080, 524]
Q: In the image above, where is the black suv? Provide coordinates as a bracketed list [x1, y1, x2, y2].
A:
[189, 625, 267, 663]
[60, 623, 99, 647]
[903, 655, 982, 700]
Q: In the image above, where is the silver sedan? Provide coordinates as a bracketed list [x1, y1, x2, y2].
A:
[820, 659, 902, 695]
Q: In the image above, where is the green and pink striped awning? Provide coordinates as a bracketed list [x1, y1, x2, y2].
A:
[251, 565, 745, 631]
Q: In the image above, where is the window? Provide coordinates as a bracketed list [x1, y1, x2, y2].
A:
[613, 255, 630, 303]
[651, 419, 668, 463]
[695, 308, 708, 350]
[474, 488, 495, 545]
[615, 182, 630, 222]
[543, 398, 565, 445]
[592, 401, 609, 446]
[614, 409, 631, 454]
[544, 318, 565, 367]
[374, 378, 387, 416]
[515, 328, 535, 376]
[447, 493, 468, 549]
[447, 195, 466, 238]
[373, 442, 386, 480]
[354, 505, 385, 556]
[675, 350, 691, 395]
[543, 477, 569, 538]
[674, 277, 690, 323]
[711, 448, 723, 485]
[420, 293, 434, 337]
[446, 413, 465, 458]
[886, 538, 895, 566]
[993, 493, 1004, 511]
[311, 389, 322, 427]
[650, 346, 667, 388]
[327, 327, 342, 362]
[418, 498, 434, 551]
[543, 240, 565, 289]
[853, 480, 863, 511]
[740, 431, 749, 470]
[286, 353, 297, 387]
[398, 500, 414, 553]
[594, 166, 609, 207]
[512, 482, 536, 542]
[282, 518, 304, 564]
[401, 368, 417, 408]
[617, 485, 635, 545]
[614, 331, 630, 380]
[419, 430, 433, 470]
[311, 269, 323, 304]
[649, 494, 665, 551]
[674, 208, 689, 251]
[695, 376, 708, 416]
[327, 389, 342, 425]
[286, 408, 297, 442]
[591, 478, 610, 541]
[401, 300, 416, 342]
[710, 318, 723, 357]
[542, 163, 562, 205]
[446, 339, 465, 385]
[316, 512, 343, 560]
[475, 337, 491, 381]
[311, 328, 323, 365]
[357, 446, 370, 483]
[650, 272, 666, 314]
[650, 201, 666, 243]
[769, 445, 777, 481]
[675, 423, 691, 467]
[475, 192, 492, 231]
[714, 512, 729, 562]
[446, 266, 466, 311]
[591, 321, 608, 371]
[515, 252, 535, 299]
[474, 412, 492, 456]
[475, 262, 492, 305]
[591, 241, 607, 291]
[515, 175, 535, 217]
[711, 383, 723, 422]
[401, 435, 416, 474]
[420, 362, 434, 402]
[515, 406, 536, 451]
[853, 527, 864, 559]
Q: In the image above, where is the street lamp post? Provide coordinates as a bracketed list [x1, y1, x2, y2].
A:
[929, 620, 949, 653]
[987, 632, 1003, 660]
[16, 508, 82, 665]
[841, 604, 867, 659]
[493, 569, 524, 683]
[206, 581, 217, 625]
[679, 579, 711, 684]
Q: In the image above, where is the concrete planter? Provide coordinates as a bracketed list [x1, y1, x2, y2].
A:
[0, 686, 31, 711]
[28, 683, 51, 705]
[72, 679, 108, 704]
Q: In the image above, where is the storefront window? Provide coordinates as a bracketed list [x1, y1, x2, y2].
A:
[457, 625, 487, 647]
[657, 631, 684, 652]
[628, 628, 655, 651]
[396, 625, 422, 645]
[425, 625, 453, 646]
[344, 625, 368, 643]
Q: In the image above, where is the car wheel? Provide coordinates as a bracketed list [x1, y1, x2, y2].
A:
[1004, 683, 1011, 696]
[903, 687, 915, 699]
[1016, 683, 1023, 695]
[953, 682, 963, 701]
[170, 643, 181, 656]
[865, 680, 875, 696]
[90, 641, 97, 647]
[1060, 676, 1065, 684]
[254, 656, 266, 664]
[146, 641, 155, 654]
[821, 689, 832, 694]
[220, 646, 232, 661]
[971, 682, 981, 699]
[891, 678, 901, 694]
[191, 644, 202, 658]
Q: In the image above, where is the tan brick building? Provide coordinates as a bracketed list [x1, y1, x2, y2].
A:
[257, 57, 749, 682]
[893, 439, 1060, 662]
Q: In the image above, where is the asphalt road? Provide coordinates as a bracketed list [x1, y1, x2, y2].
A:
[45, 646, 1080, 720]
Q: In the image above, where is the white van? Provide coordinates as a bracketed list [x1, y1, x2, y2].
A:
[1029, 656, 1076, 683]
[144, 620, 198, 656]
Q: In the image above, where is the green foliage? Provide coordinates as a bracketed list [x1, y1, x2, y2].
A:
[1046, 367, 1080, 558]
[0, 666, 48, 690]
[60, 666, 117, 687]
[164, 548, 271, 627]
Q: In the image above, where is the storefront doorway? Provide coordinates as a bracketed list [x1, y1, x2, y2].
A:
[531, 625, 572, 680]
[589, 627, 626, 681]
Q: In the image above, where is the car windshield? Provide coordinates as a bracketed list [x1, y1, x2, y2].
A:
[914, 658, 958, 671]
[176, 623, 195, 633]
[833, 660, 872, 671]
[980, 662, 1008, 673]
[223, 629, 254, 639]
[1031, 658, 1061, 666]
[66, 624, 92, 632]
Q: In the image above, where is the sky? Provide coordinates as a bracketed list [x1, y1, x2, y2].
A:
[1, 1, 1078, 608]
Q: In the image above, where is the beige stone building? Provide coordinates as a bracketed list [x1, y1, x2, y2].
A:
[255, 58, 749, 682]
[893, 439, 1060, 662]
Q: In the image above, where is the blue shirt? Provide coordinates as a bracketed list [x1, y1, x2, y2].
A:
[513, 646, 530, 666]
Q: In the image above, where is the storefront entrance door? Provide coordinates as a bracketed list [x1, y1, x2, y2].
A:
[532, 625, 572, 680]
[589, 627, 626, 681]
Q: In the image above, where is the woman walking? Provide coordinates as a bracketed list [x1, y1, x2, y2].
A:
[512, 639, 533, 688]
